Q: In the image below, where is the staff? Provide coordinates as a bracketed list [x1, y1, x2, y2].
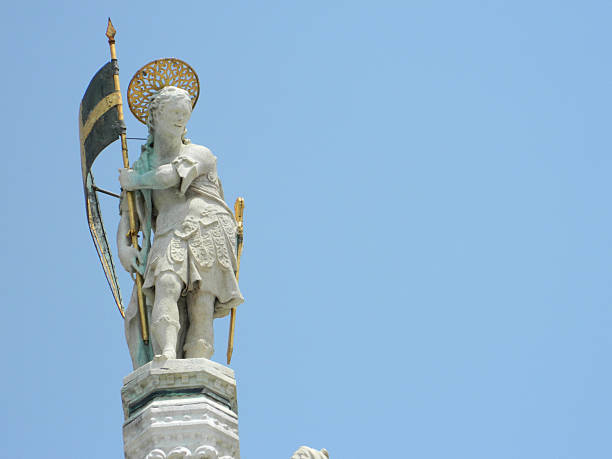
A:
[106, 19, 149, 344]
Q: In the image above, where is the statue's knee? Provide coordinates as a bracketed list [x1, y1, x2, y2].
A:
[152, 314, 180, 332]
[156, 272, 183, 297]
[188, 290, 215, 316]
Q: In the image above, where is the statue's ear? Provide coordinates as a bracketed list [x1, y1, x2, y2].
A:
[321, 449, 329, 458]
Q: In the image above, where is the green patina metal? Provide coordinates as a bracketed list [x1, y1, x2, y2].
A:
[131, 135, 155, 276]
[134, 338, 153, 368]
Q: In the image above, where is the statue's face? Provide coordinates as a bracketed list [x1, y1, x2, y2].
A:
[153, 95, 192, 139]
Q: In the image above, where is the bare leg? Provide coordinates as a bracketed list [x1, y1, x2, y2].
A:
[152, 271, 183, 359]
[184, 290, 215, 358]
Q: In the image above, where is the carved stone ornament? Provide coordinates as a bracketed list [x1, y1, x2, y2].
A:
[122, 359, 240, 459]
[290, 446, 330, 459]
[145, 445, 235, 459]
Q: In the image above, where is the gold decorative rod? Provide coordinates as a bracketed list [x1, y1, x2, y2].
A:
[106, 18, 149, 344]
[227, 197, 245, 364]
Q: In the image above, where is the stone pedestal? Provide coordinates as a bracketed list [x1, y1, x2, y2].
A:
[121, 358, 240, 459]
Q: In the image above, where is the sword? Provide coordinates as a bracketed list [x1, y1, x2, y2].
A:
[227, 197, 244, 364]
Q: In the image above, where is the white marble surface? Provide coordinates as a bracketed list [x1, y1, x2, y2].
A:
[118, 86, 243, 368]
[290, 446, 329, 459]
[122, 358, 239, 459]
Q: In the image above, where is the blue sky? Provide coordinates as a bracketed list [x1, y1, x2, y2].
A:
[1, 1, 611, 457]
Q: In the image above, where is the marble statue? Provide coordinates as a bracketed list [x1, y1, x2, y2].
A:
[79, 29, 247, 458]
[290, 446, 330, 459]
[118, 85, 244, 367]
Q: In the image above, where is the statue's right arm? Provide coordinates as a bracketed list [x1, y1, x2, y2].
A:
[119, 165, 180, 191]
[117, 198, 140, 273]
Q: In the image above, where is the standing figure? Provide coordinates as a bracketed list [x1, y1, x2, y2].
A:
[118, 85, 243, 367]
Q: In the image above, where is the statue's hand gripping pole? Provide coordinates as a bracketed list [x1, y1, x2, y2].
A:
[106, 19, 149, 344]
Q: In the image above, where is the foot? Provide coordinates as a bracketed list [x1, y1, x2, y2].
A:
[160, 347, 176, 360]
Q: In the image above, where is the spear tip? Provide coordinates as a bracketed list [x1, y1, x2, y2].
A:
[106, 18, 116, 41]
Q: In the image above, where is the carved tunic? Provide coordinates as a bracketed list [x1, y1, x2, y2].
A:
[140, 146, 244, 318]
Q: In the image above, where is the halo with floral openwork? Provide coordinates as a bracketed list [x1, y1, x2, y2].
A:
[127, 58, 200, 125]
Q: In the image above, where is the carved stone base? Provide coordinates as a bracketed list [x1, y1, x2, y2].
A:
[121, 358, 240, 459]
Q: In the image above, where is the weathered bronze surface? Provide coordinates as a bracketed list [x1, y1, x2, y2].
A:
[79, 59, 124, 318]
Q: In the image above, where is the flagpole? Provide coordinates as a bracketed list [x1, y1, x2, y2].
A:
[106, 18, 149, 344]
[227, 197, 244, 364]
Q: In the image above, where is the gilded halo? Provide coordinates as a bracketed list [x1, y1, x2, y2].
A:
[127, 58, 200, 125]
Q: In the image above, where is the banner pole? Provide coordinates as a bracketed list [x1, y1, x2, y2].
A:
[106, 18, 149, 344]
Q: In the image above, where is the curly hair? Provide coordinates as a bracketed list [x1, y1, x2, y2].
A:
[135, 86, 193, 176]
